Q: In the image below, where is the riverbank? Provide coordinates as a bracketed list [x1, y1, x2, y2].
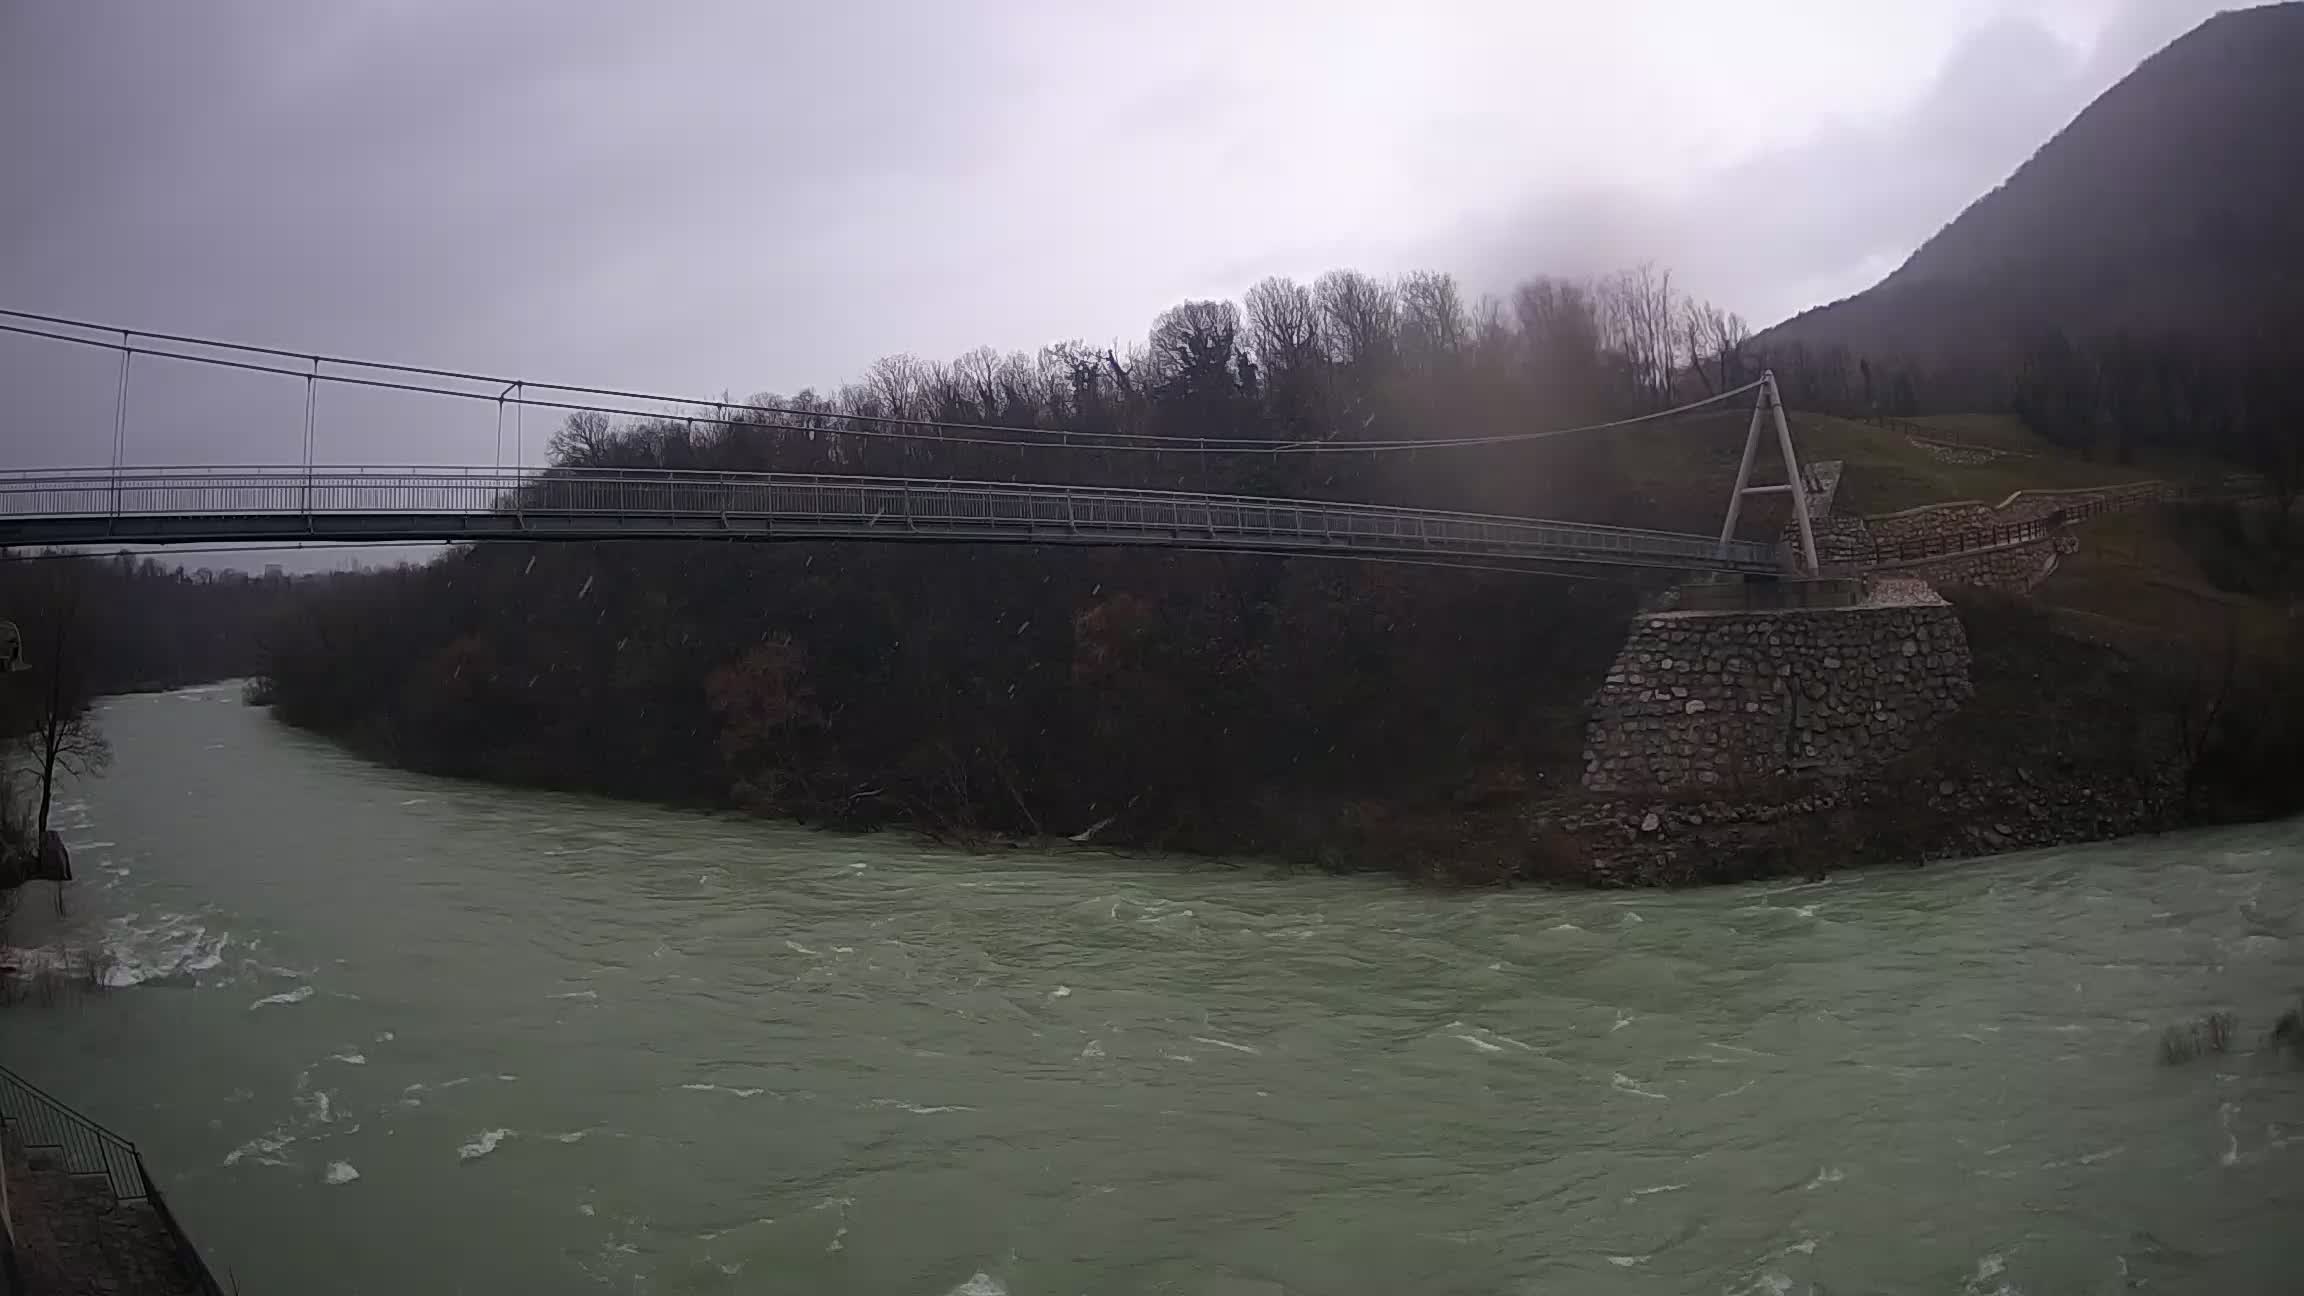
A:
[1353, 590, 2207, 885]
[255, 573, 2296, 888]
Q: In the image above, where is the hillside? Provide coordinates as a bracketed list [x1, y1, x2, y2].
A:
[1756, 2, 2304, 372]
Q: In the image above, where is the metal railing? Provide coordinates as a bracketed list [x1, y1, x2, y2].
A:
[0, 465, 1785, 573]
[1854, 484, 2173, 567]
[0, 1063, 225, 1294]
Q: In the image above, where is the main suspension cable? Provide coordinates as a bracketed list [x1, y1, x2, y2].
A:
[1, 308, 1759, 458]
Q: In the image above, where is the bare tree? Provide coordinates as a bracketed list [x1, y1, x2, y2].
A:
[1314, 270, 1398, 373]
[1147, 300, 1244, 387]
[865, 353, 933, 426]
[4, 567, 111, 912]
[1679, 297, 1752, 395]
[1397, 270, 1469, 373]
[1598, 263, 1679, 405]
[547, 410, 618, 466]
[1242, 276, 1324, 384]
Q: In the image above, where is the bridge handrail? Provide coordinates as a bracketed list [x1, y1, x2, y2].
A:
[0, 464, 1739, 538]
[0, 465, 1781, 564]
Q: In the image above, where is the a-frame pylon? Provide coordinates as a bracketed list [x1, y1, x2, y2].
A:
[1717, 371, 1818, 575]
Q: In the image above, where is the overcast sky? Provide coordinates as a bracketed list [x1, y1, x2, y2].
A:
[0, 0, 2233, 479]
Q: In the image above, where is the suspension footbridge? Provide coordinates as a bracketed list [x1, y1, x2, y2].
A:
[0, 310, 1816, 575]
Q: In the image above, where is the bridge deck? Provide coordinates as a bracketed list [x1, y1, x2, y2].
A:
[0, 467, 1784, 573]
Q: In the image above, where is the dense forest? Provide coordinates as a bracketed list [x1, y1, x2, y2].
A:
[253, 263, 1767, 872]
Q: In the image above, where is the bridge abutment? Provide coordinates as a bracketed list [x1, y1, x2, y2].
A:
[1581, 581, 1974, 796]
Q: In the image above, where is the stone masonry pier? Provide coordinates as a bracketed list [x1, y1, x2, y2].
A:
[1582, 581, 1974, 796]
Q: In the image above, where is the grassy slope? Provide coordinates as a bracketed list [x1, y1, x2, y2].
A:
[1599, 406, 2272, 656]
[1794, 413, 2282, 659]
[1786, 413, 2165, 514]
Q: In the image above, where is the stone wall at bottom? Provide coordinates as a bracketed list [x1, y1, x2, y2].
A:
[1582, 602, 1973, 796]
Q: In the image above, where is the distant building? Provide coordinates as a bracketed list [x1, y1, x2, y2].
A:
[265, 564, 286, 580]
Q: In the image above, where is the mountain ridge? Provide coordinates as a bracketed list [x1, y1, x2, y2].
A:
[1757, 2, 2304, 370]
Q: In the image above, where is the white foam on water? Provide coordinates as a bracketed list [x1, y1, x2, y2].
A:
[1189, 1035, 1260, 1055]
[1049, 985, 1072, 998]
[90, 915, 231, 987]
[1625, 1183, 1687, 1200]
[324, 1161, 360, 1185]
[784, 940, 819, 956]
[497, 1073, 518, 1082]
[945, 1274, 1008, 1295]
[330, 1052, 366, 1065]
[549, 1130, 591, 1143]
[458, 1129, 512, 1161]
[868, 1099, 973, 1115]
[1443, 1021, 1536, 1054]
[2219, 1102, 2240, 1166]
[1160, 1052, 1196, 1064]
[578, 1203, 596, 1216]
[250, 985, 314, 1009]
[1606, 1255, 1649, 1268]
[680, 1083, 765, 1098]
[375, 1031, 395, 1042]
[1960, 1251, 2022, 1296]
[223, 1128, 296, 1167]
[1079, 1040, 1106, 1059]
[2077, 1145, 2124, 1165]
[825, 1224, 848, 1253]
[1804, 1167, 1845, 1190]
[548, 989, 599, 1000]
[1610, 1072, 1668, 1100]
[1612, 1010, 1635, 1032]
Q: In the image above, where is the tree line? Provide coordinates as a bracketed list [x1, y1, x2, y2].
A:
[254, 263, 1759, 875]
[2, 554, 294, 899]
[538, 264, 1754, 524]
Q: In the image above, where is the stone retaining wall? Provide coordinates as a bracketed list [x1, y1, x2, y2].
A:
[1837, 481, 2173, 592]
[1883, 534, 2078, 592]
[1865, 481, 2172, 549]
[1582, 599, 1973, 796]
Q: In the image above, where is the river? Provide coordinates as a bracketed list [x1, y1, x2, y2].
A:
[2, 686, 2300, 1294]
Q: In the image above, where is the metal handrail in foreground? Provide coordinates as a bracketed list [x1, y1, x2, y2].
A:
[0, 1062, 225, 1294]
